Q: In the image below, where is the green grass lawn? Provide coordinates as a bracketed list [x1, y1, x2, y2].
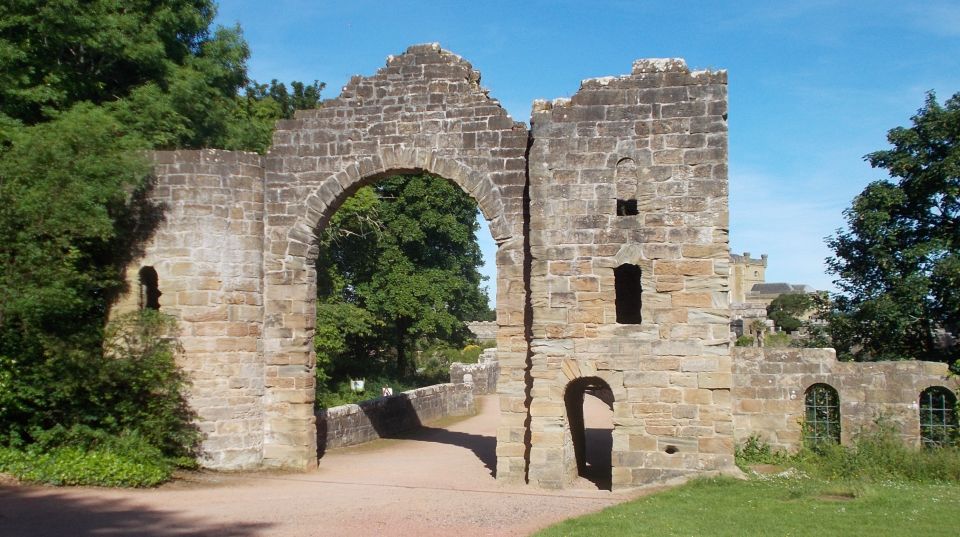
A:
[535, 476, 960, 537]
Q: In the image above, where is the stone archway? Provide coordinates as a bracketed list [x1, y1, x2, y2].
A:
[257, 45, 529, 479]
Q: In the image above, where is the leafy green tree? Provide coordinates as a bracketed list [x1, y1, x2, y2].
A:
[316, 174, 492, 378]
[0, 1, 249, 146]
[0, 1, 255, 459]
[826, 91, 960, 364]
[767, 293, 813, 333]
[0, 1, 327, 465]
[224, 79, 325, 153]
[0, 104, 152, 363]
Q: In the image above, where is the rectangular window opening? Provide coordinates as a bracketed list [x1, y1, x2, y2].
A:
[616, 199, 638, 216]
[614, 264, 642, 324]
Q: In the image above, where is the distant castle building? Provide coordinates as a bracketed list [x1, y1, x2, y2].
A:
[728, 252, 818, 336]
[729, 252, 767, 304]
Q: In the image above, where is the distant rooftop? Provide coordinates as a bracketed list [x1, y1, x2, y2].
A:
[749, 283, 815, 295]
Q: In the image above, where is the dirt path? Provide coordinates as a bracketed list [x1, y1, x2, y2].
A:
[1, 396, 643, 537]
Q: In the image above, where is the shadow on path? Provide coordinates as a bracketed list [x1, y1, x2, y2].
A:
[399, 426, 497, 478]
[0, 485, 271, 537]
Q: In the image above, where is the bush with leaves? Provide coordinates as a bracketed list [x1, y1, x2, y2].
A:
[0, 311, 198, 486]
[0, 1, 332, 484]
[0, 428, 175, 487]
[736, 420, 960, 483]
[0, 311, 199, 453]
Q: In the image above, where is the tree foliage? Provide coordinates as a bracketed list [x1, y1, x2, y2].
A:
[767, 293, 813, 333]
[316, 174, 493, 379]
[0, 1, 284, 460]
[224, 79, 325, 153]
[826, 91, 960, 363]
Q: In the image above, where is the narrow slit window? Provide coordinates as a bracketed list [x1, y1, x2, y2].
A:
[616, 199, 638, 216]
[614, 264, 642, 324]
[919, 386, 957, 448]
[804, 383, 840, 446]
[138, 266, 161, 310]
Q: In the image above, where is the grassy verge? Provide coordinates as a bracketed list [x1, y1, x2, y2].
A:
[534, 477, 959, 537]
[538, 427, 960, 536]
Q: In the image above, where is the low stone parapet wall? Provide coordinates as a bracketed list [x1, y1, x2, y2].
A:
[316, 383, 475, 453]
[733, 347, 958, 451]
[450, 348, 499, 394]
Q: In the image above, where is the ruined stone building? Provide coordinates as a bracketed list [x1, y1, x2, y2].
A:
[114, 44, 958, 490]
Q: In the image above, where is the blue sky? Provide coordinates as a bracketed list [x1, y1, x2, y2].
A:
[215, 0, 960, 300]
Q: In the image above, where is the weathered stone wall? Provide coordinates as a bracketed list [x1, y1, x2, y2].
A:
[466, 321, 498, 343]
[317, 384, 475, 450]
[526, 58, 733, 489]
[733, 348, 959, 450]
[450, 349, 500, 394]
[116, 150, 266, 469]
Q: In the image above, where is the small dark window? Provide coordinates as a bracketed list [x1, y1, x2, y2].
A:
[614, 264, 642, 324]
[616, 199, 638, 216]
[139, 266, 161, 310]
[804, 383, 840, 446]
[920, 387, 957, 448]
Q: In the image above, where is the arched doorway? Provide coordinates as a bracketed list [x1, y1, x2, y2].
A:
[564, 376, 614, 490]
[260, 154, 526, 473]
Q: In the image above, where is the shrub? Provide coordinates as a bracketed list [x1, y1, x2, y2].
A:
[735, 335, 755, 347]
[796, 420, 960, 483]
[0, 430, 175, 487]
[738, 419, 960, 483]
[316, 375, 418, 409]
[735, 434, 790, 469]
[0, 311, 199, 486]
[1, 311, 198, 458]
[460, 344, 483, 363]
[98, 310, 200, 459]
[764, 331, 792, 348]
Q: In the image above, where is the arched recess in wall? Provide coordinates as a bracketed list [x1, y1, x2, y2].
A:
[614, 157, 639, 216]
[804, 383, 840, 445]
[564, 376, 614, 490]
[919, 386, 958, 447]
[138, 266, 161, 310]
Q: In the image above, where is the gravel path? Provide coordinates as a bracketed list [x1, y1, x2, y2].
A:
[1, 395, 648, 537]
